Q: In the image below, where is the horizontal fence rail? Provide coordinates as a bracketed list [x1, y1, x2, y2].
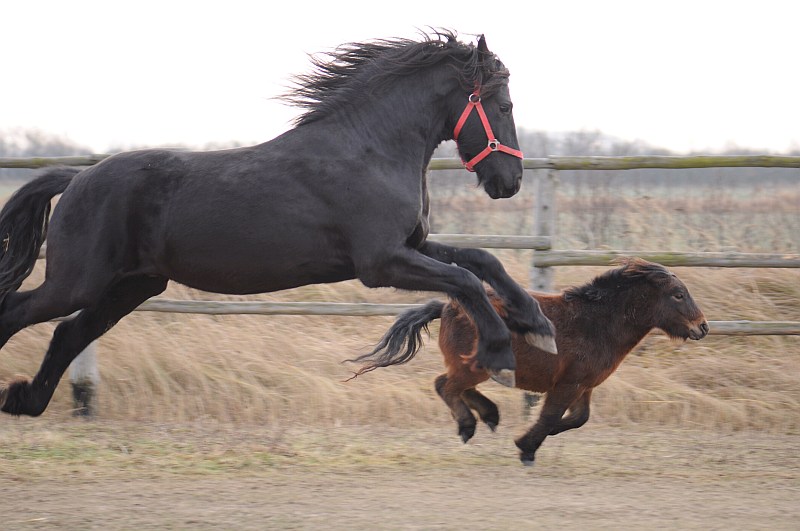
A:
[35, 243, 800, 267]
[4, 154, 800, 171]
[531, 251, 800, 268]
[427, 233, 551, 250]
[134, 299, 799, 336]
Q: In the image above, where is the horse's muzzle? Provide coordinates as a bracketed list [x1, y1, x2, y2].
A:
[482, 171, 522, 199]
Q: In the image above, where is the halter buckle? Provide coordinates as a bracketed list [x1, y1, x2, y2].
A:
[488, 139, 499, 151]
[468, 93, 481, 104]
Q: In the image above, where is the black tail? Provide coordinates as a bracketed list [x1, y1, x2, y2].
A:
[0, 167, 80, 302]
[347, 300, 446, 377]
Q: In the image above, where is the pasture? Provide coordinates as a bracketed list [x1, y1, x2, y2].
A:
[1, 165, 799, 528]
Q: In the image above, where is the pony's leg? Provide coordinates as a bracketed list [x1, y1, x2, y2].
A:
[514, 385, 583, 466]
[549, 389, 592, 436]
[0, 276, 167, 416]
[434, 374, 478, 443]
[358, 248, 515, 379]
[418, 241, 556, 355]
[462, 388, 500, 432]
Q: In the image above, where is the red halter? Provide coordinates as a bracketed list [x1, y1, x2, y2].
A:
[452, 90, 524, 172]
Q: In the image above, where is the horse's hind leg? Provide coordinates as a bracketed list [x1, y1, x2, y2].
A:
[0, 283, 91, 351]
[462, 388, 500, 432]
[434, 374, 478, 443]
[0, 275, 167, 416]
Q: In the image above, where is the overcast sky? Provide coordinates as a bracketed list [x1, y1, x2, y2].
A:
[2, 0, 798, 154]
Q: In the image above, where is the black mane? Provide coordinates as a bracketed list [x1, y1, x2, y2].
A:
[564, 258, 674, 302]
[282, 30, 510, 126]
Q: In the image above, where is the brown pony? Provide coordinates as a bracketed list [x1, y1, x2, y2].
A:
[352, 258, 709, 465]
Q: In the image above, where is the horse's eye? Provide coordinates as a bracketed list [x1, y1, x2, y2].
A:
[673, 293, 684, 300]
[499, 103, 512, 114]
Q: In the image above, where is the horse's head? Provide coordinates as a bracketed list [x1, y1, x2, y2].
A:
[648, 266, 709, 341]
[451, 36, 524, 199]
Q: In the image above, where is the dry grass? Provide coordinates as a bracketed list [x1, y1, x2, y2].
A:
[3, 261, 798, 434]
[1, 181, 798, 433]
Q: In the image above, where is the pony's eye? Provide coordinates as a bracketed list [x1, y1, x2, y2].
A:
[499, 104, 512, 114]
[673, 293, 684, 300]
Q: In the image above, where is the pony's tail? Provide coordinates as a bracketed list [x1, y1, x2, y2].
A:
[0, 167, 80, 302]
[347, 300, 446, 378]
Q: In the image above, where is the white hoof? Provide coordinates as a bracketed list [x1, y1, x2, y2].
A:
[525, 333, 558, 355]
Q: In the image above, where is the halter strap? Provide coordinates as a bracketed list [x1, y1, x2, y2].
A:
[453, 91, 524, 172]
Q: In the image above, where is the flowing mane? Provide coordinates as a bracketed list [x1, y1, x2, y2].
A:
[283, 30, 510, 126]
[564, 258, 674, 302]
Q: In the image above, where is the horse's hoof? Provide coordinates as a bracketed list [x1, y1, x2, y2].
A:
[525, 333, 558, 355]
[520, 457, 535, 467]
[485, 421, 497, 433]
[489, 369, 515, 388]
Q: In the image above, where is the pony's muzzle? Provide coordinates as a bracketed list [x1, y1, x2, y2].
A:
[689, 320, 709, 340]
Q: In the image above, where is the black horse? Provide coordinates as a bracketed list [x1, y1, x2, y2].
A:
[0, 31, 555, 416]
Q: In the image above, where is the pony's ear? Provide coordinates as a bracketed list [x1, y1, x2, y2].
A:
[583, 287, 604, 302]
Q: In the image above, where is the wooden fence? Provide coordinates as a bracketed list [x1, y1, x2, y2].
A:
[3, 154, 800, 414]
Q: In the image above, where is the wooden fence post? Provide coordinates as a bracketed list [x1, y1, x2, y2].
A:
[525, 169, 558, 414]
[69, 341, 99, 416]
[530, 169, 558, 291]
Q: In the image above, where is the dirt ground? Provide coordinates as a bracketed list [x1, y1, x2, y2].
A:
[1, 419, 798, 530]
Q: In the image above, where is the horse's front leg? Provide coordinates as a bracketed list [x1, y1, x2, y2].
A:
[514, 385, 581, 466]
[418, 241, 556, 355]
[357, 247, 515, 380]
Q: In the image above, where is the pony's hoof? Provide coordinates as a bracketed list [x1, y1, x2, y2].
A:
[525, 333, 558, 355]
[485, 421, 497, 433]
[459, 425, 475, 443]
[519, 451, 535, 466]
[489, 369, 515, 388]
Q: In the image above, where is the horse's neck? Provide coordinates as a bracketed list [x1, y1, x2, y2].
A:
[329, 76, 456, 168]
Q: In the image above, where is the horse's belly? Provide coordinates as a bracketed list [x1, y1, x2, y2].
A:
[166, 253, 356, 294]
[156, 189, 360, 293]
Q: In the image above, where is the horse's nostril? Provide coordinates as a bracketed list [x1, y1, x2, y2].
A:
[701, 322, 709, 334]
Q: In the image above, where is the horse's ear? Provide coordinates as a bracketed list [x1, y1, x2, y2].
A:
[477, 34, 490, 56]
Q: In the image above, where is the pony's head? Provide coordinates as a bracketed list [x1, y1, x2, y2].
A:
[619, 258, 709, 341]
[646, 264, 709, 341]
[449, 35, 524, 199]
[566, 258, 709, 341]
